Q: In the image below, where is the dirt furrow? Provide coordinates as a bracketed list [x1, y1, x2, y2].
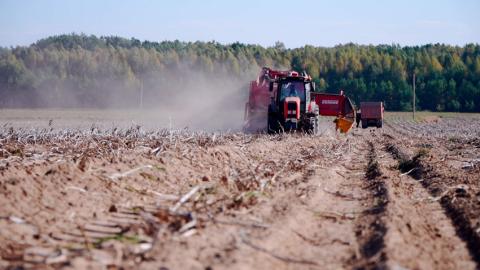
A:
[374, 136, 476, 269]
[382, 136, 479, 269]
[350, 141, 388, 270]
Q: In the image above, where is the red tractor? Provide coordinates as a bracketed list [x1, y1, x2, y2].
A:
[244, 67, 356, 134]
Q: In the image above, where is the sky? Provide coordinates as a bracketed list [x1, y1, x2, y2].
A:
[0, 0, 479, 48]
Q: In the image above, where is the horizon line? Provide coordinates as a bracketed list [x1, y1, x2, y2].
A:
[1, 33, 480, 50]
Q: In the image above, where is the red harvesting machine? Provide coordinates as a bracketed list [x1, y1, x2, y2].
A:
[243, 67, 356, 134]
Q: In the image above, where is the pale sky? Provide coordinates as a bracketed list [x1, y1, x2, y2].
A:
[0, 0, 479, 48]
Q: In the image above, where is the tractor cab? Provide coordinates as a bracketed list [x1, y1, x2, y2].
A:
[276, 78, 313, 111]
[268, 75, 316, 131]
[271, 76, 314, 111]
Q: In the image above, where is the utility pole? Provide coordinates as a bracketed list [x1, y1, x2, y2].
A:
[139, 78, 144, 109]
[412, 73, 416, 120]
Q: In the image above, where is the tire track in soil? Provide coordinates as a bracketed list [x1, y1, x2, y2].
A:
[350, 141, 389, 270]
[383, 136, 479, 269]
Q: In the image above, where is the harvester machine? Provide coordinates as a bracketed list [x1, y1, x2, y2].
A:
[243, 67, 356, 134]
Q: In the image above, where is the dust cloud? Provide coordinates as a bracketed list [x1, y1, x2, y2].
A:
[143, 70, 250, 131]
[1, 67, 257, 132]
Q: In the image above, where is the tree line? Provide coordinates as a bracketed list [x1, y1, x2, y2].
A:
[0, 34, 479, 111]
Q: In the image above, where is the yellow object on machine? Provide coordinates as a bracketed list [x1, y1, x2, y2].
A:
[335, 117, 354, 133]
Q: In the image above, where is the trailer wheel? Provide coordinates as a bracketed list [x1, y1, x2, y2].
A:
[376, 120, 383, 128]
[361, 120, 368, 129]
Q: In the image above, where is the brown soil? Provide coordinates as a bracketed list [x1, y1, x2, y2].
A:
[1, 114, 479, 269]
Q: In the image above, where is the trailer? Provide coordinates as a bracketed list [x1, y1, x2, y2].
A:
[360, 102, 384, 128]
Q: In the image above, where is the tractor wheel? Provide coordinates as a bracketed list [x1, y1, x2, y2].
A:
[267, 115, 279, 134]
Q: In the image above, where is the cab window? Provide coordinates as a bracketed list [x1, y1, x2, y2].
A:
[279, 82, 305, 102]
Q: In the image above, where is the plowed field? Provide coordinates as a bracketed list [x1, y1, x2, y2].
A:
[1, 111, 479, 269]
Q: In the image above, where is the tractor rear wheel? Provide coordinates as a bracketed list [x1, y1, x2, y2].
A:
[267, 114, 279, 134]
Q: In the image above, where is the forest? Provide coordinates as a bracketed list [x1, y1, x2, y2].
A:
[0, 34, 479, 111]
